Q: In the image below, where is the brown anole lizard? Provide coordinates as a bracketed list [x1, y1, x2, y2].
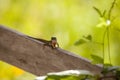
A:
[27, 36, 59, 49]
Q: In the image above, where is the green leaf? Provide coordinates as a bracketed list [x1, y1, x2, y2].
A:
[101, 66, 120, 75]
[102, 10, 106, 17]
[74, 39, 87, 46]
[101, 68, 109, 75]
[91, 54, 103, 64]
[83, 35, 92, 41]
[107, 66, 120, 72]
[96, 17, 108, 27]
[104, 63, 113, 67]
[93, 7, 103, 17]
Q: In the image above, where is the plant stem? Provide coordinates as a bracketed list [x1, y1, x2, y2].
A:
[107, 26, 111, 64]
[106, 0, 116, 64]
[108, 0, 116, 20]
[102, 28, 107, 66]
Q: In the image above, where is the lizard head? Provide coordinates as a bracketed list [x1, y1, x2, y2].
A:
[51, 37, 57, 40]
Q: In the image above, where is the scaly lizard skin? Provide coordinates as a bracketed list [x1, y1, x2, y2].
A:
[28, 36, 59, 49]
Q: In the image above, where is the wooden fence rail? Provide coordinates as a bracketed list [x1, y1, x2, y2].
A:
[0, 25, 102, 76]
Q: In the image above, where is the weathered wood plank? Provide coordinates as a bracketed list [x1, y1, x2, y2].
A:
[0, 25, 102, 76]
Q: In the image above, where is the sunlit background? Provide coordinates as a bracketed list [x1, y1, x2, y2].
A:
[0, 0, 120, 80]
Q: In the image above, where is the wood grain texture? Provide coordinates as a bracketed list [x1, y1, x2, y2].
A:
[0, 25, 102, 76]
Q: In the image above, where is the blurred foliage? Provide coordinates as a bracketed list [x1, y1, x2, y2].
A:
[0, 0, 120, 80]
[36, 69, 120, 80]
[0, 61, 35, 80]
[45, 74, 94, 80]
[38, 70, 95, 80]
[91, 54, 103, 64]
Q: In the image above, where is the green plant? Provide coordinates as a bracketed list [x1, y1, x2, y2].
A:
[75, 0, 117, 66]
[74, 0, 120, 79]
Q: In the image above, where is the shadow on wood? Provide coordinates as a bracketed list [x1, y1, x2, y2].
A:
[0, 25, 102, 76]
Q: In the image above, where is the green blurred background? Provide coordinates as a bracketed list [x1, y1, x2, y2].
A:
[0, 0, 120, 80]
